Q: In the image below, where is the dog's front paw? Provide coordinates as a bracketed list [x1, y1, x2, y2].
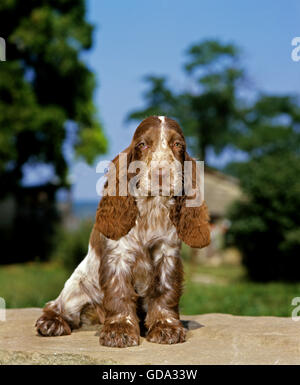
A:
[36, 309, 71, 337]
[99, 322, 139, 348]
[146, 320, 186, 344]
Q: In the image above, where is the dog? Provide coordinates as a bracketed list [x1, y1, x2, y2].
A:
[36, 116, 210, 347]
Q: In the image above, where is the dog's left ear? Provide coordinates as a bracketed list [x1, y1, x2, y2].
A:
[95, 148, 138, 240]
[170, 152, 211, 248]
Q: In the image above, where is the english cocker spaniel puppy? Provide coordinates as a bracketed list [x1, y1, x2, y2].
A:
[36, 116, 210, 347]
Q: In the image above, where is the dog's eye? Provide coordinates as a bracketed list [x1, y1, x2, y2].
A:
[137, 142, 148, 150]
[173, 141, 182, 148]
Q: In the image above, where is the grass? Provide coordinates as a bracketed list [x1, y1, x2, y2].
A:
[0, 262, 69, 308]
[180, 263, 300, 317]
[0, 261, 299, 317]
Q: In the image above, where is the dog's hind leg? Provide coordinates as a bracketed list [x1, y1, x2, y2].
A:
[36, 245, 103, 337]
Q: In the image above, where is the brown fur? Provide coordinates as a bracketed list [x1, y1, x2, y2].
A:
[95, 148, 138, 240]
[169, 152, 211, 248]
[145, 253, 186, 344]
[35, 306, 71, 337]
[173, 200, 210, 248]
[95, 195, 138, 240]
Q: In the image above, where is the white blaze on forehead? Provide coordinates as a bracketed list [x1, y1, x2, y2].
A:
[158, 116, 167, 149]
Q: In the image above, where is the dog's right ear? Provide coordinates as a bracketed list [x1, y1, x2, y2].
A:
[95, 148, 138, 240]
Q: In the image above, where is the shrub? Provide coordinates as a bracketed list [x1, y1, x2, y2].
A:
[226, 153, 300, 281]
[51, 220, 93, 272]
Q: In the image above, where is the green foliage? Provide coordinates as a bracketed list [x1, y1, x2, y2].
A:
[0, 262, 69, 308]
[51, 220, 93, 272]
[181, 280, 298, 317]
[127, 40, 245, 161]
[230, 95, 300, 159]
[0, 0, 107, 196]
[226, 149, 300, 281]
[225, 91, 300, 281]
[184, 40, 239, 70]
[180, 263, 299, 316]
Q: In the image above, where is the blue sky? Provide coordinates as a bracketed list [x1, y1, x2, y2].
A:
[24, 0, 300, 200]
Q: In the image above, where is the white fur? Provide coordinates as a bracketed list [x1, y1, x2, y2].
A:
[47, 246, 102, 326]
[159, 116, 167, 149]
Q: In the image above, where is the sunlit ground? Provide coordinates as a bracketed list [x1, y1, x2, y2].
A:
[0, 261, 298, 317]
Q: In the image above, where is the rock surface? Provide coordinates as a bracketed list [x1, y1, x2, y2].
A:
[0, 308, 299, 365]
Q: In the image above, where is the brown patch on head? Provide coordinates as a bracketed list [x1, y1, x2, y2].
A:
[133, 116, 161, 142]
[131, 117, 161, 163]
[165, 131, 186, 164]
[130, 116, 185, 161]
[164, 117, 185, 138]
[132, 117, 185, 160]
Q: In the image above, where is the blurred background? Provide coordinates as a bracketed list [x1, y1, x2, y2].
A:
[0, 0, 300, 316]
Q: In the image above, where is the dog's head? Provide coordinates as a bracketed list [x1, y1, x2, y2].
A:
[95, 116, 210, 248]
[129, 116, 185, 197]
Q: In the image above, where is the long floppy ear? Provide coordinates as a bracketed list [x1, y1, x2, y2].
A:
[170, 153, 211, 248]
[95, 148, 138, 240]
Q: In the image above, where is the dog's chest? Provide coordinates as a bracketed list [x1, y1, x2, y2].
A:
[131, 197, 180, 296]
[104, 198, 180, 297]
[134, 197, 175, 242]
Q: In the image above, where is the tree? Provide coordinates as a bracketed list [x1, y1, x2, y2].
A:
[0, 0, 107, 197]
[0, 0, 107, 262]
[226, 95, 300, 281]
[127, 40, 245, 162]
